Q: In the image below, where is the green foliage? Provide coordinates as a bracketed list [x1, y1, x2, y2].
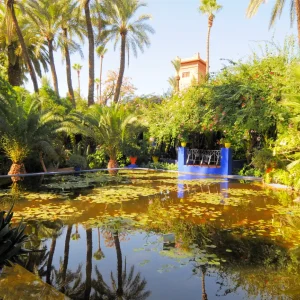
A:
[87, 148, 108, 169]
[265, 168, 293, 186]
[251, 148, 275, 172]
[238, 165, 263, 177]
[67, 154, 87, 169]
[0, 206, 30, 267]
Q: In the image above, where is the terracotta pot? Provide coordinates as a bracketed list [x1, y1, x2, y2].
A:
[8, 163, 26, 182]
[152, 156, 159, 163]
[224, 142, 231, 148]
[181, 142, 187, 147]
[107, 159, 118, 175]
[129, 156, 137, 165]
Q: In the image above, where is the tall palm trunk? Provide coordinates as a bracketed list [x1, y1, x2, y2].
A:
[47, 39, 59, 96]
[60, 225, 73, 294]
[206, 15, 214, 76]
[63, 28, 75, 107]
[84, 228, 92, 299]
[113, 33, 126, 103]
[296, 0, 300, 45]
[114, 232, 123, 298]
[7, 43, 22, 86]
[46, 236, 57, 284]
[77, 71, 81, 95]
[175, 75, 180, 92]
[99, 55, 104, 104]
[85, 0, 95, 106]
[7, 0, 39, 93]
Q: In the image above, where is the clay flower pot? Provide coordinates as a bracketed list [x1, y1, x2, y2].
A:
[129, 156, 137, 165]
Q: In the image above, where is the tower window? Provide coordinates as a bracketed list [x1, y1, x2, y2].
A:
[182, 72, 190, 78]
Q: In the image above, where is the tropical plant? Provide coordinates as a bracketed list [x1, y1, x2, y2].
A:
[199, 0, 222, 76]
[80, 0, 95, 106]
[61, 104, 138, 174]
[0, 5, 49, 87]
[0, 205, 31, 268]
[100, 0, 154, 103]
[5, 0, 39, 92]
[25, 0, 68, 96]
[171, 57, 181, 92]
[73, 63, 83, 95]
[0, 85, 62, 177]
[59, 0, 86, 107]
[96, 44, 108, 104]
[67, 154, 87, 169]
[247, 0, 300, 45]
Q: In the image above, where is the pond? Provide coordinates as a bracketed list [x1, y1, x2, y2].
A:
[1, 170, 300, 299]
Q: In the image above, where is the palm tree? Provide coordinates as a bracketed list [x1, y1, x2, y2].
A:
[0, 88, 62, 179]
[0, 6, 49, 87]
[167, 76, 177, 93]
[80, 0, 95, 106]
[6, 0, 39, 92]
[59, 0, 86, 107]
[25, 0, 69, 97]
[199, 0, 222, 76]
[95, 78, 100, 102]
[73, 63, 83, 95]
[101, 0, 154, 103]
[171, 57, 181, 92]
[60, 104, 138, 174]
[247, 0, 300, 45]
[96, 45, 108, 104]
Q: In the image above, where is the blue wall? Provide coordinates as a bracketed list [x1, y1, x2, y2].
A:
[178, 147, 232, 176]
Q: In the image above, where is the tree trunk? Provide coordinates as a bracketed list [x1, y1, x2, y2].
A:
[99, 55, 104, 104]
[7, 0, 39, 93]
[84, 228, 93, 299]
[47, 39, 59, 96]
[46, 236, 57, 284]
[113, 33, 126, 103]
[60, 225, 73, 294]
[77, 71, 81, 95]
[175, 75, 180, 92]
[114, 232, 123, 298]
[296, 0, 300, 45]
[206, 15, 214, 76]
[7, 43, 22, 86]
[39, 151, 47, 173]
[62, 28, 75, 107]
[85, 0, 95, 106]
[107, 159, 118, 175]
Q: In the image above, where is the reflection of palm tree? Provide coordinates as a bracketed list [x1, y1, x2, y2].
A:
[93, 227, 105, 260]
[71, 223, 81, 240]
[201, 265, 208, 300]
[92, 231, 151, 299]
[60, 224, 73, 293]
[84, 228, 93, 299]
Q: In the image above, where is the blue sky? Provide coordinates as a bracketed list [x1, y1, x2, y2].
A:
[27, 0, 296, 97]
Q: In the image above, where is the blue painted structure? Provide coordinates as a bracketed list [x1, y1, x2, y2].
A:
[178, 147, 232, 175]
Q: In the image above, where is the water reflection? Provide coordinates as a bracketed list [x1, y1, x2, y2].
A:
[2, 171, 300, 299]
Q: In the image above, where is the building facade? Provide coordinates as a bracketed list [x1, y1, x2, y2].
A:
[179, 53, 206, 90]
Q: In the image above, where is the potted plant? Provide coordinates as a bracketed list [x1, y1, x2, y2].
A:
[124, 143, 141, 165]
[220, 136, 232, 148]
[67, 154, 87, 171]
[178, 131, 189, 147]
[149, 146, 161, 163]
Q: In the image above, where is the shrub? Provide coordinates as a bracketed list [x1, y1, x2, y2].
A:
[88, 148, 108, 169]
[67, 154, 87, 169]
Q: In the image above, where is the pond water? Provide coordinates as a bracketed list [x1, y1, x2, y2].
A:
[1, 170, 300, 299]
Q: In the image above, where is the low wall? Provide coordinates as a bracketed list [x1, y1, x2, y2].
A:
[178, 147, 232, 176]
